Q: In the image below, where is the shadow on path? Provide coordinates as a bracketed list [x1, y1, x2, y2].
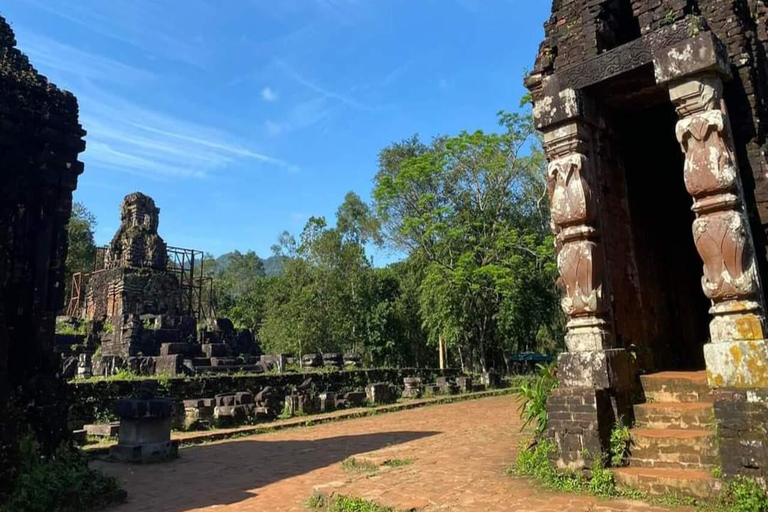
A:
[97, 430, 438, 512]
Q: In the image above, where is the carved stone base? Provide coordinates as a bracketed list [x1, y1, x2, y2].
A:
[705, 339, 768, 388]
[709, 301, 766, 344]
[565, 317, 613, 352]
[558, 349, 633, 390]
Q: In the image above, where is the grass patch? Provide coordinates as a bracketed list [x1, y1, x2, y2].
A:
[511, 440, 768, 512]
[306, 494, 397, 511]
[381, 458, 414, 468]
[341, 457, 379, 475]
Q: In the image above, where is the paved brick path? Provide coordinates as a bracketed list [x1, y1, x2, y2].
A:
[95, 395, 687, 512]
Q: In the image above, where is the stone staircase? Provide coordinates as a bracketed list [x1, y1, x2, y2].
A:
[613, 371, 721, 499]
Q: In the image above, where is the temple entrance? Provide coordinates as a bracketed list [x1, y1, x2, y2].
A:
[591, 67, 711, 371]
[617, 102, 710, 370]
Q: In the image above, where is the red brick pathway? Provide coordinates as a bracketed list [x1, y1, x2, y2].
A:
[95, 395, 688, 512]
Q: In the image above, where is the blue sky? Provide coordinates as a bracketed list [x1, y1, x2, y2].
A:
[2, 0, 550, 262]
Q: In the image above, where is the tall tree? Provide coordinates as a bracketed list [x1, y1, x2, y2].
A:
[373, 110, 561, 371]
[63, 202, 97, 309]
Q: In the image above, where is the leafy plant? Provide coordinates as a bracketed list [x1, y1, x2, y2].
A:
[517, 362, 557, 438]
[2, 438, 125, 512]
[716, 477, 768, 512]
[609, 418, 632, 467]
[588, 457, 617, 497]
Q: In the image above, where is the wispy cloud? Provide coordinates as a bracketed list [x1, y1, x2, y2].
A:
[78, 88, 298, 181]
[276, 59, 379, 112]
[16, 0, 210, 68]
[261, 86, 279, 102]
[12, 29, 154, 85]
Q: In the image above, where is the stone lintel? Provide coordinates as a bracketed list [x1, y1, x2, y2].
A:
[557, 349, 632, 390]
[653, 31, 731, 85]
[532, 77, 589, 131]
[704, 339, 768, 388]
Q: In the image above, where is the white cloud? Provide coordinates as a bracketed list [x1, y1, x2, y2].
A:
[261, 86, 279, 102]
[78, 88, 298, 180]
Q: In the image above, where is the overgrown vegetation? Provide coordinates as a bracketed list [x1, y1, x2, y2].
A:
[0, 436, 125, 512]
[512, 440, 768, 512]
[609, 419, 631, 467]
[306, 494, 398, 512]
[341, 457, 379, 475]
[517, 362, 557, 437]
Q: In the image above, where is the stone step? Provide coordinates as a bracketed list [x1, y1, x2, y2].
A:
[630, 428, 718, 469]
[640, 371, 711, 403]
[613, 467, 721, 499]
[634, 402, 714, 430]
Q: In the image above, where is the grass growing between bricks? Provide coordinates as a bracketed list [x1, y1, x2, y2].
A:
[341, 457, 379, 475]
[381, 458, 414, 468]
[511, 440, 768, 512]
[306, 493, 399, 512]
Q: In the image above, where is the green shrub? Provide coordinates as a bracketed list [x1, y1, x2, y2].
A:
[588, 458, 618, 497]
[609, 418, 631, 467]
[1, 440, 125, 512]
[517, 363, 557, 438]
[716, 477, 768, 512]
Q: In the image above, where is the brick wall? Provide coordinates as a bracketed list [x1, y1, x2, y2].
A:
[713, 388, 768, 486]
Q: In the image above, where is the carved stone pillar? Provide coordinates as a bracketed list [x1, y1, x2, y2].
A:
[541, 120, 632, 393]
[543, 122, 614, 353]
[670, 74, 768, 388]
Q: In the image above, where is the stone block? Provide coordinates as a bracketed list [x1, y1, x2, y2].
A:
[557, 349, 632, 390]
[84, 422, 120, 438]
[319, 392, 337, 412]
[704, 340, 768, 388]
[654, 31, 731, 85]
[342, 391, 367, 408]
[481, 371, 500, 389]
[210, 357, 236, 367]
[160, 342, 189, 356]
[456, 376, 473, 393]
[203, 343, 227, 358]
[111, 395, 176, 462]
[215, 394, 236, 407]
[154, 355, 184, 376]
[366, 382, 394, 405]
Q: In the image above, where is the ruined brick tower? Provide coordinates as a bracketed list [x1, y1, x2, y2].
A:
[0, 15, 86, 493]
[527, 0, 768, 493]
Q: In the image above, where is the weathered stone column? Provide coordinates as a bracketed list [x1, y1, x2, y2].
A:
[531, 84, 632, 470]
[543, 121, 613, 354]
[669, 74, 768, 388]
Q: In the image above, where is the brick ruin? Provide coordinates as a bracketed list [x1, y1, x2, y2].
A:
[527, 0, 768, 490]
[62, 192, 265, 377]
[0, 15, 86, 493]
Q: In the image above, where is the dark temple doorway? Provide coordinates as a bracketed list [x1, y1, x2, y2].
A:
[590, 66, 711, 370]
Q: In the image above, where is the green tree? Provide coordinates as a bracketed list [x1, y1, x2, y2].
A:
[214, 251, 268, 332]
[373, 110, 561, 371]
[63, 202, 97, 309]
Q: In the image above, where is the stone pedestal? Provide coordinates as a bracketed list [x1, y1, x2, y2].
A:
[456, 376, 473, 393]
[402, 377, 422, 399]
[110, 394, 177, 462]
[365, 383, 394, 405]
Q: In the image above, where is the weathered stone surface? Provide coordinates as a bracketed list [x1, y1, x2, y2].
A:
[365, 383, 395, 405]
[713, 388, 768, 486]
[653, 31, 730, 85]
[0, 13, 85, 490]
[705, 340, 768, 388]
[111, 392, 177, 462]
[558, 349, 631, 390]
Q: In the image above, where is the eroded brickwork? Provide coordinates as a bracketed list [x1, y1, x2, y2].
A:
[713, 388, 768, 486]
[0, 15, 86, 493]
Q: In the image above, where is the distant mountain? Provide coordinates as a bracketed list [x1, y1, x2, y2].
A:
[213, 252, 285, 278]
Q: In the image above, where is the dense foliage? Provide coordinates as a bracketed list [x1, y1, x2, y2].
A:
[63, 202, 97, 307]
[68, 105, 564, 370]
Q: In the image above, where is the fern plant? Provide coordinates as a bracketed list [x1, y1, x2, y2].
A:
[609, 418, 632, 467]
[518, 362, 558, 438]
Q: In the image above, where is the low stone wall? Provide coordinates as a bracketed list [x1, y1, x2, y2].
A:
[713, 388, 768, 486]
[67, 368, 462, 429]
